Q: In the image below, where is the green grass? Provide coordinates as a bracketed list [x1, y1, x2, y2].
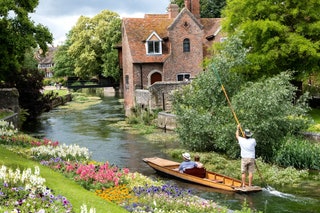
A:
[308, 108, 320, 132]
[309, 108, 320, 123]
[0, 146, 127, 213]
[43, 89, 69, 96]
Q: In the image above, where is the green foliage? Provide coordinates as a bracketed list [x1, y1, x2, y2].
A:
[307, 108, 320, 132]
[0, 0, 52, 85]
[166, 149, 309, 186]
[172, 33, 247, 152]
[222, 0, 320, 80]
[22, 48, 38, 69]
[275, 136, 320, 170]
[15, 68, 46, 120]
[230, 72, 311, 161]
[68, 10, 121, 80]
[171, 0, 226, 18]
[52, 33, 75, 77]
[172, 33, 312, 163]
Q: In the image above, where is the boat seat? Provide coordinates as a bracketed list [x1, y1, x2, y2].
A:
[184, 167, 206, 178]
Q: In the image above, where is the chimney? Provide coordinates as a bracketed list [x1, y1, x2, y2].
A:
[168, 4, 179, 19]
[184, 0, 200, 19]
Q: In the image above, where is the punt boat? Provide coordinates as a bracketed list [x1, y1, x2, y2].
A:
[143, 157, 262, 193]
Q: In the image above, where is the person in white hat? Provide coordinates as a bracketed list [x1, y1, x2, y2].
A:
[236, 124, 256, 187]
[178, 152, 197, 172]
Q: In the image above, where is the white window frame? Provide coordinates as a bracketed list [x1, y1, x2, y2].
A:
[177, 73, 190, 81]
[145, 31, 162, 55]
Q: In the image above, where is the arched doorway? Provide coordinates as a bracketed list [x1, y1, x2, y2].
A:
[150, 72, 162, 85]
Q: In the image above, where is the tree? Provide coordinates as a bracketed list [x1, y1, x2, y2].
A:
[170, 0, 226, 18]
[53, 33, 75, 77]
[172, 33, 311, 162]
[222, 0, 320, 80]
[67, 10, 121, 80]
[0, 0, 53, 85]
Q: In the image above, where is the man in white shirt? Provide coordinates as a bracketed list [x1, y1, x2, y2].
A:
[235, 124, 256, 187]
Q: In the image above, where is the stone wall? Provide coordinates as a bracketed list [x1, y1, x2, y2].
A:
[135, 81, 188, 112]
[157, 112, 177, 130]
[0, 88, 20, 129]
[0, 88, 20, 113]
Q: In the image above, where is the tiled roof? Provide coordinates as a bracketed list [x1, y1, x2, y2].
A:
[123, 17, 173, 63]
[122, 15, 222, 63]
[201, 18, 223, 39]
[36, 46, 57, 64]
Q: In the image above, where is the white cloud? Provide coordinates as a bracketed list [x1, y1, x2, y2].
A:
[30, 0, 170, 45]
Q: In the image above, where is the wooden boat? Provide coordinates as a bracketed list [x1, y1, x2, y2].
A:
[143, 157, 262, 193]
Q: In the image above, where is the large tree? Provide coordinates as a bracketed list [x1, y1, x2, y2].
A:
[52, 33, 75, 77]
[0, 0, 52, 85]
[67, 10, 121, 80]
[171, 0, 226, 18]
[222, 0, 320, 80]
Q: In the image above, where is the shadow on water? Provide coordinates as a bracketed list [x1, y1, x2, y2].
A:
[22, 89, 320, 213]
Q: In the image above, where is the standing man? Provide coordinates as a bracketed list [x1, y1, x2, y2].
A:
[235, 124, 256, 187]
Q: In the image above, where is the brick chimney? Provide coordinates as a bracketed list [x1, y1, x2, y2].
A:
[168, 4, 179, 19]
[184, 0, 200, 19]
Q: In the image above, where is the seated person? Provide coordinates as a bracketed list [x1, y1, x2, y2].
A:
[179, 153, 197, 172]
[194, 154, 204, 168]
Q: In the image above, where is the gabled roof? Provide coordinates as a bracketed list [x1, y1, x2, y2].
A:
[122, 17, 173, 63]
[168, 8, 203, 31]
[122, 10, 223, 64]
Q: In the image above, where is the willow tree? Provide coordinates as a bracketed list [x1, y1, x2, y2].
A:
[222, 0, 320, 80]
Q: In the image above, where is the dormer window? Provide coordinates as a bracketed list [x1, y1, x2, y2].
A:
[146, 31, 162, 55]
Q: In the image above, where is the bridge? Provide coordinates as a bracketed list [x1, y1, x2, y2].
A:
[66, 76, 120, 89]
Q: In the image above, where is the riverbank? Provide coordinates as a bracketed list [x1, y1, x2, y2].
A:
[18, 88, 319, 212]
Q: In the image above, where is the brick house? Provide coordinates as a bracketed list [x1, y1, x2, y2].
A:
[35, 46, 57, 78]
[119, 0, 224, 115]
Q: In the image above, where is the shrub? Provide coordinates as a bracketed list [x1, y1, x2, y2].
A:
[275, 136, 320, 170]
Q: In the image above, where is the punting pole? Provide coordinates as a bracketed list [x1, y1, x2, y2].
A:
[212, 63, 267, 187]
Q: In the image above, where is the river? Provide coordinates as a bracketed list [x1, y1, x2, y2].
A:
[22, 89, 320, 213]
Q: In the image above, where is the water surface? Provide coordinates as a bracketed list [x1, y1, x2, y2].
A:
[23, 90, 320, 213]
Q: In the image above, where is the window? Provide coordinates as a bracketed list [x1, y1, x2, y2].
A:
[177, 73, 190, 81]
[147, 41, 161, 54]
[125, 75, 129, 89]
[183, 38, 190, 52]
[146, 31, 162, 55]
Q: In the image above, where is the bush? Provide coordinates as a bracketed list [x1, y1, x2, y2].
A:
[172, 32, 312, 163]
[275, 136, 320, 170]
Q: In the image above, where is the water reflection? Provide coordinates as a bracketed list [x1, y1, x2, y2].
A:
[22, 89, 320, 213]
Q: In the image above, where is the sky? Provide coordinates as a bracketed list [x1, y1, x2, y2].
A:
[30, 0, 170, 46]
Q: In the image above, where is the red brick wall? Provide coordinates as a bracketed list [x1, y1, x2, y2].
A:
[163, 12, 204, 81]
[121, 27, 135, 115]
